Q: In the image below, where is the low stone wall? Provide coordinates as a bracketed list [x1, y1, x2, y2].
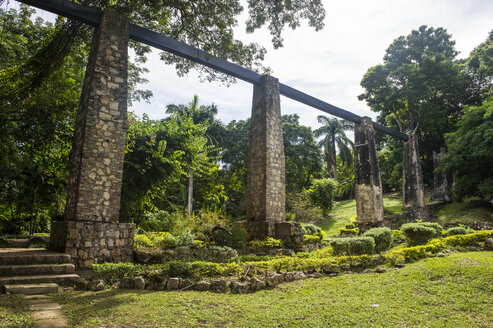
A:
[49, 221, 134, 267]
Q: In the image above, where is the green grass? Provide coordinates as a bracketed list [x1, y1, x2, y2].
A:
[322, 192, 404, 236]
[51, 251, 493, 327]
[436, 198, 493, 225]
[0, 294, 33, 328]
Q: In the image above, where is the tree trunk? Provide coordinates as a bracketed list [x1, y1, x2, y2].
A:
[331, 139, 338, 181]
[187, 170, 194, 214]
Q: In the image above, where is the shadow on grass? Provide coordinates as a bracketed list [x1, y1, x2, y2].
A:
[53, 289, 155, 326]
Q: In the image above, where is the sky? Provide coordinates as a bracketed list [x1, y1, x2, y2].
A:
[6, 0, 493, 131]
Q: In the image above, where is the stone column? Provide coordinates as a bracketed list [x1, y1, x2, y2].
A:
[354, 117, 384, 230]
[48, 12, 134, 267]
[402, 134, 425, 207]
[430, 147, 451, 203]
[246, 75, 286, 239]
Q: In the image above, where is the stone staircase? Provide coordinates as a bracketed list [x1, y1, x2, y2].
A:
[0, 248, 80, 295]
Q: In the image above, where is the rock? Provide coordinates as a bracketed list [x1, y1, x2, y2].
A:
[265, 273, 284, 287]
[210, 280, 229, 293]
[283, 272, 296, 282]
[322, 264, 341, 274]
[486, 238, 493, 249]
[328, 273, 339, 277]
[249, 277, 266, 291]
[167, 278, 180, 290]
[375, 267, 387, 273]
[362, 269, 372, 274]
[395, 263, 406, 268]
[111, 281, 120, 290]
[74, 279, 88, 291]
[134, 277, 146, 289]
[194, 280, 211, 291]
[120, 277, 134, 289]
[309, 272, 323, 279]
[63, 287, 74, 292]
[230, 281, 249, 294]
[437, 252, 446, 258]
[135, 251, 152, 264]
[293, 272, 307, 280]
[94, 281, 105, 291]
[179, 278, 194, 290]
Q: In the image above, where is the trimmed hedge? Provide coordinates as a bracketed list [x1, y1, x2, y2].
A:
[419, 222, 443, 236]
[363, 227, 393, 253]
[91, 231, 493, 282]
[446, 227, 468, 236]
[401, 223, 436, 246]
[330, 237, 375, 256]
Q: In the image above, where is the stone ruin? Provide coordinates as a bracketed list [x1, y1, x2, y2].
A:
[45, 10, 427, 267]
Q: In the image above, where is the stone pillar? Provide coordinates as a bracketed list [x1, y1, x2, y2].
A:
[48, 12, 134, 267]
[245, 75, 286, 239]
[354, 117, 384, 230]
[430, 147, 451, 202]
[402, 134, 425, 207]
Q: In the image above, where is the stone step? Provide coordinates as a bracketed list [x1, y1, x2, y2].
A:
[0, 274, 80, 286]
[3, 283, 59, 295]
[6, 239, 29, 248]
[0, 263, 75, 276]
[0, 249, 72, 265]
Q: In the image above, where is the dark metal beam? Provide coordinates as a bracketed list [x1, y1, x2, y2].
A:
[16, 0, 408, 141]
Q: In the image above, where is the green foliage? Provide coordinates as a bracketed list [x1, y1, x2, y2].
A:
[339, 227, 359, 236]
[439, 98, 493, 200]
[418, 222, 443, 236]
[401, 223, 438, 246]
[330, 237, 375, 256]
[305, 178, 337, 215]
[303, 234, 323, 244]
[92, 262, 142, 282]
[301, 223, 322, 236]
[466, 30, 493, 99]
[314, 116, 353, 181]
[286, 193, 325, 224]
[248, 237, 284, 250]
[363, 227, 393, 253]
[446, 227, 468, 236]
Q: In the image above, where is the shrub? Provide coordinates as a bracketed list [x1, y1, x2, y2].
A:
[305, 178, 337, 215]
[285, 193, 325, 223]
[401, 223, 437, 246]
[345, 223, 356, 229]
[140, 210, 175, 232]
[339, 227, 359, 236]
[302, 223, 322, 236]
[330, 237, 375, 256]
[392, 229, 405, 242]
[363, 227, 393, 253]
[446, 227, 468, 236]
[27, 236, 48, 248]
[134, 234, 154, 248]
[418, 222, 443, 237]
[92, 262, 141, 283]
[248, 237, 284, 251]
[304, 234, 323, 244]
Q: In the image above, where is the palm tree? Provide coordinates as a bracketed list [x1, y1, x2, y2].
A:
[165, 95, 223, 213]
[314, 116, 354, 181]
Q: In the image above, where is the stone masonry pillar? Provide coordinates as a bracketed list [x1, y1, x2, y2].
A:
[354, 117, 384, 230]
[402, 134, 425, 208]
[246, 75, 286, 239]
[48, 12, 134, 267]
[430, 147, 451, 203]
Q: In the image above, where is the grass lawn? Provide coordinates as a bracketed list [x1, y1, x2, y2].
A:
[0, 294, 33, 328]
[44, 251, 493, 327]
[435, 198, 493, 225]
[322, 192, 404, 236]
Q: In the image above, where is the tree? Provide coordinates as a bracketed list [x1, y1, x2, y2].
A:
[439, 97, 493, 201]
[165, 95, 224, 213]
[314, 115, 353, 181]
[359, 26, 472, 205]
[467, 30, 493, 100]
[282, 114, 323, 193]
